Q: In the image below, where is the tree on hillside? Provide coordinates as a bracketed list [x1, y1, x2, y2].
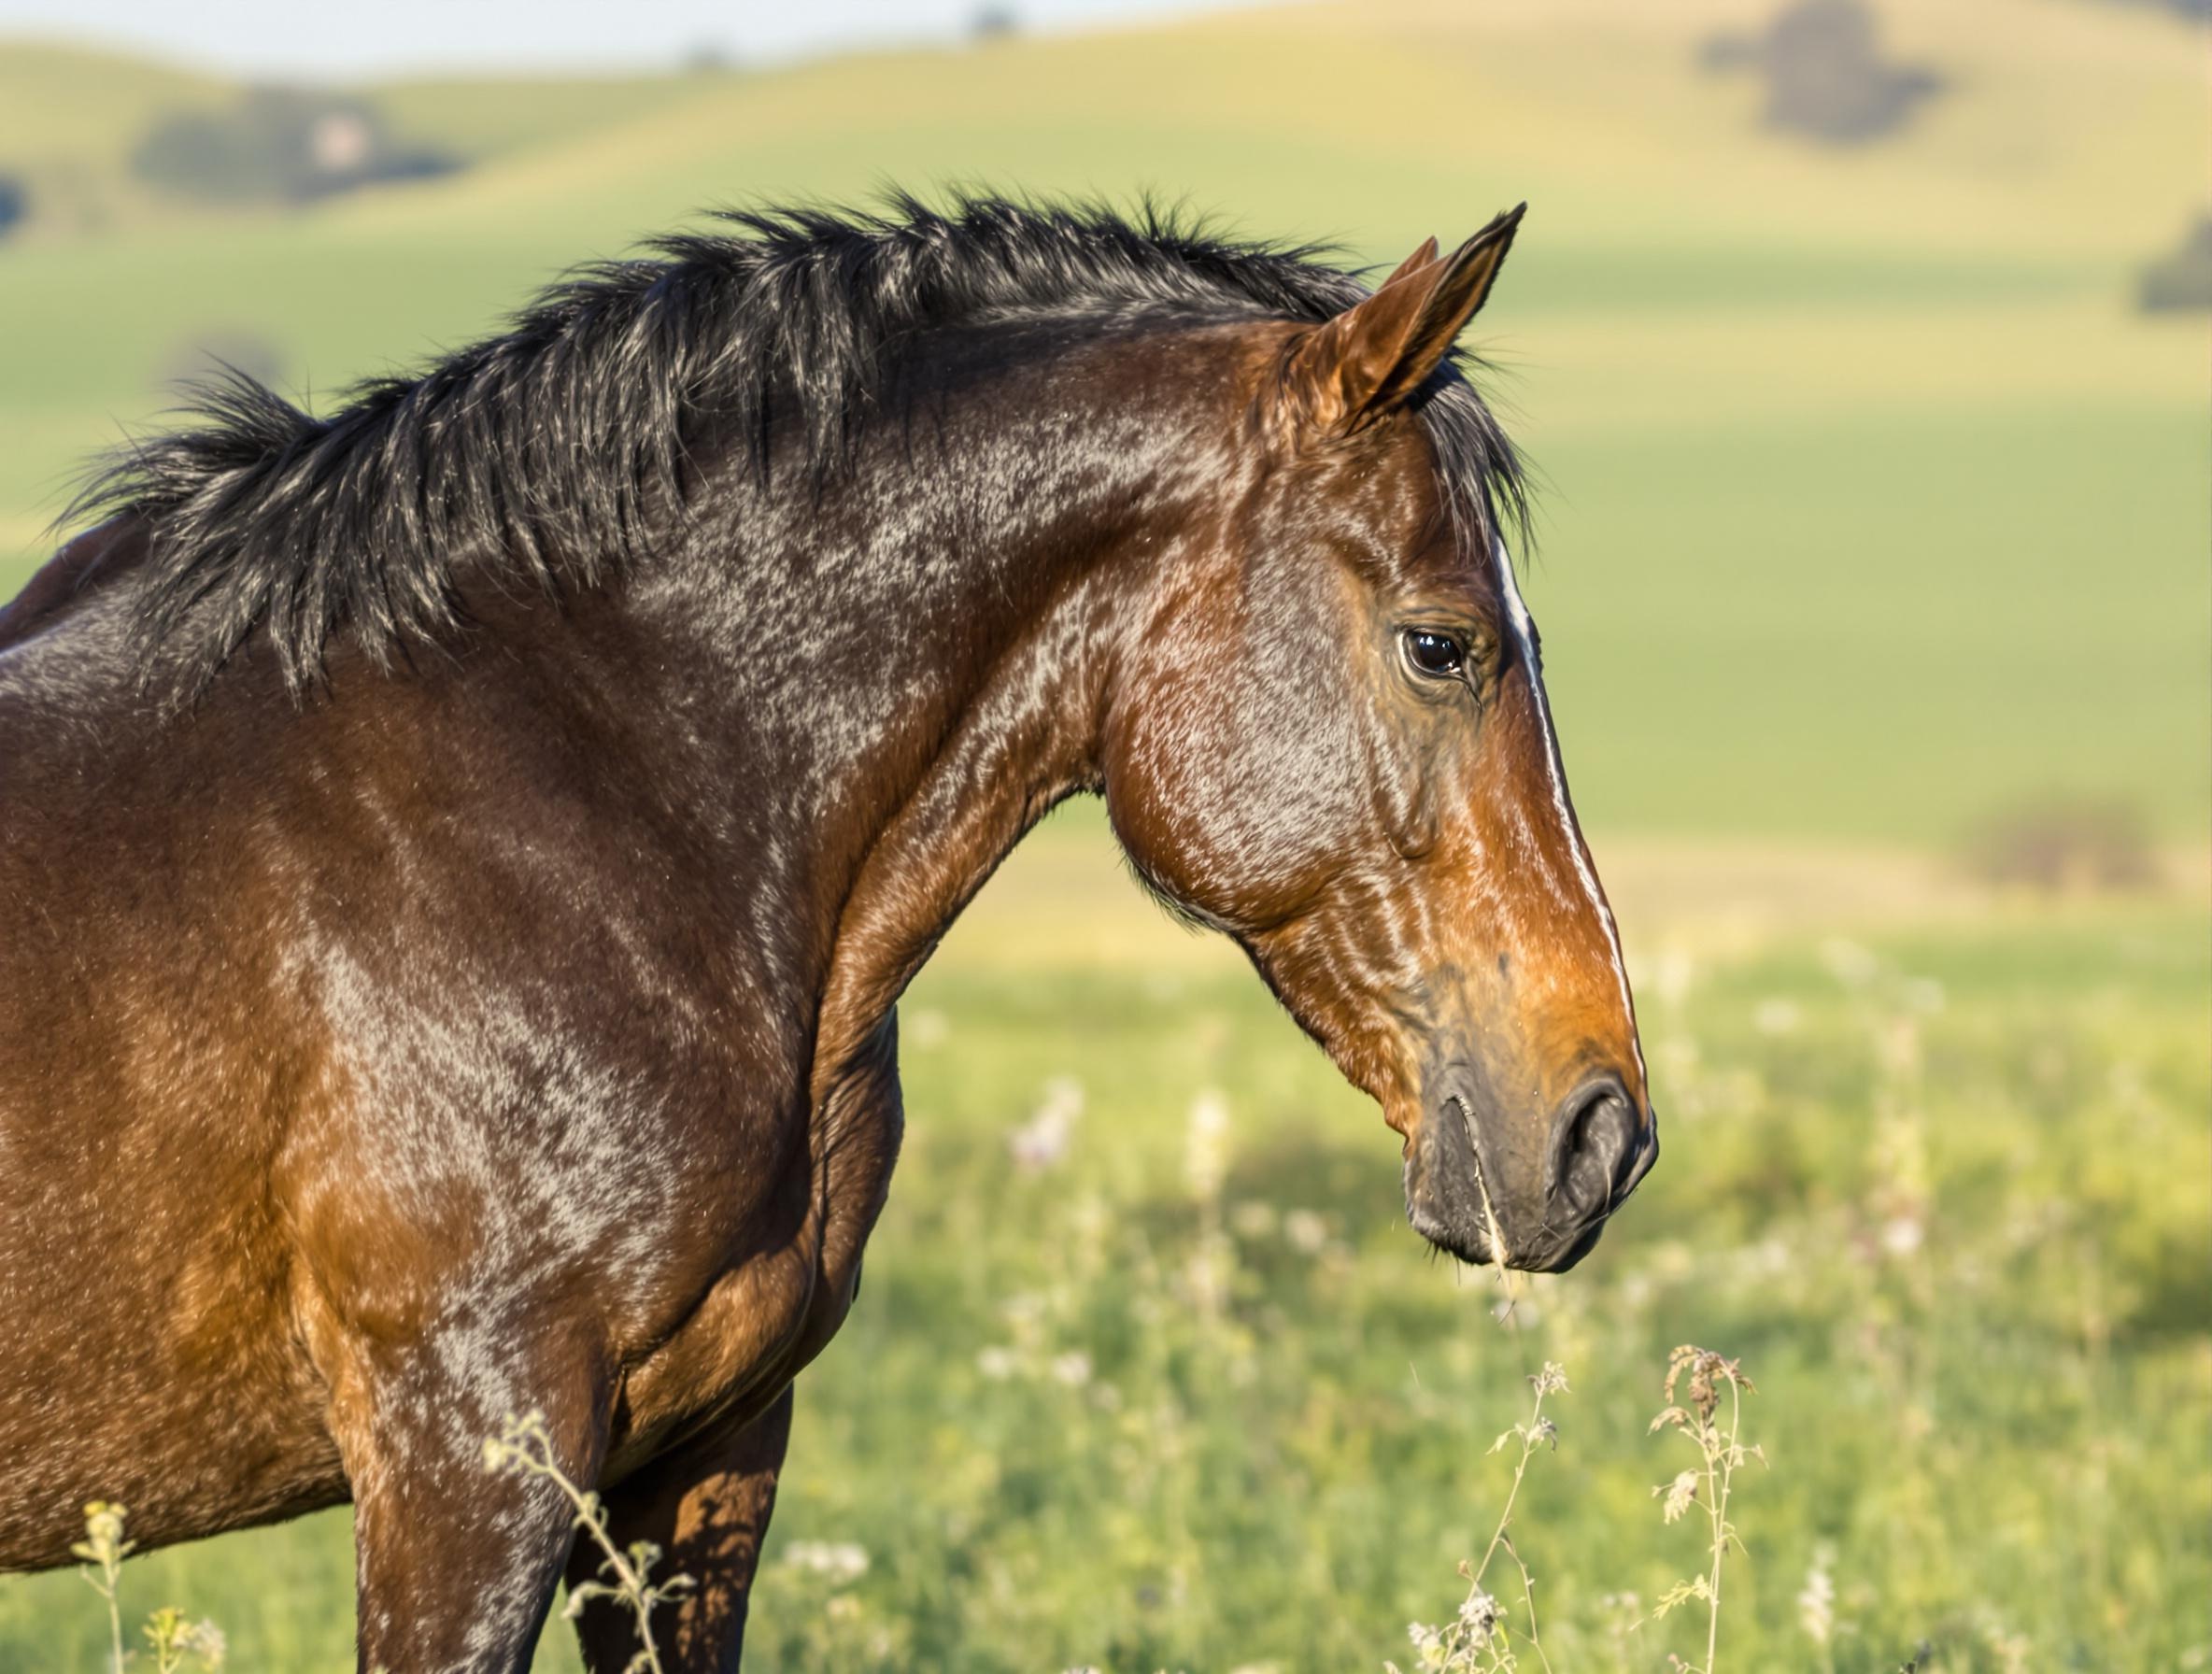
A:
[2138, 213, 2212, 312]
[682, 39, 739, 73]
[1702, 0, 1942, 145]
[131, 88, 460, 206]
[2089, 0, 2212, 17]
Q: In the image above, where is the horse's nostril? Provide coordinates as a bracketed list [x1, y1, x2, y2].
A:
[1547, 1075, 1638, 1216]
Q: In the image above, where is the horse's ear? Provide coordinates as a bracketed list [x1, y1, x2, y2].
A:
[1284, 205, 1524, 437]
[1380, 235, 1441, 290]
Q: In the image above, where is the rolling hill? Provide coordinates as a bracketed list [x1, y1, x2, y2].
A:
[0, 0, 2203, 843]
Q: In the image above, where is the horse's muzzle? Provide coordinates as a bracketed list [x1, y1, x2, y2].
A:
[1405, 1069, 1657, 1272]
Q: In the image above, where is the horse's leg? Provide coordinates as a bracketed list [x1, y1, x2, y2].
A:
[570, 1385, 797, 1674]
[333, 1324, 612, 1674]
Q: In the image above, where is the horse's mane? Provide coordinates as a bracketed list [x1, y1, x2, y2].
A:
[71, 193, 1527, 694]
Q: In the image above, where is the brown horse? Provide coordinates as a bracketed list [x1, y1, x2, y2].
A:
[0, 196, 1654, 1670]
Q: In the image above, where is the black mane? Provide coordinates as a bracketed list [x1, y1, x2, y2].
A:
[72, 193, 1528, 694]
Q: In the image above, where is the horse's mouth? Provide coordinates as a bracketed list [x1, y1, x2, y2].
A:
[1402, 1096, 1624, 1274]
[1401, 1092, 1510, 1268]
[1406, 1197, 1498, 1267]
[1407, 1193, 1614, 1273]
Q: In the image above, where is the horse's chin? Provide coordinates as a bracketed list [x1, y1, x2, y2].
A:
[1405, 1193, 1611, 1274]
[1405, 1197, 1497, 1268]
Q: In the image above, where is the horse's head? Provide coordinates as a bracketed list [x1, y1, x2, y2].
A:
[1104, 209, 1655, 1272]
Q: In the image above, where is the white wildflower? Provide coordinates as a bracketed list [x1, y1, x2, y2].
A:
[1457, 1586, 1501, 1639]
[1797, 1544, 1836, 1644]
[781, 1539, 869, 1583]
[1049, 1351, 1092, 1388]
[1009, 1076, 1083, 1171]
[1752, 998, 1802, 1036]
[186, 1621, 228, 1667]
[1819, 937, 1879, 987]
[1184, 1088, 1232, 1200]
[1649, 944, 1696, 1007]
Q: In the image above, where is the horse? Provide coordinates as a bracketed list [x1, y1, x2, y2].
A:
[0, 194, 1656, 1671]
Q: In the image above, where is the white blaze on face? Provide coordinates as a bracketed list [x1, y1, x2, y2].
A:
[1490, 536, 1645, 1091]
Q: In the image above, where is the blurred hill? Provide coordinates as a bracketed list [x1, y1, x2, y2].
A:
[0, 0, 2204, 844]
[0, 40, 688, 234]
[3, 2, 2196, 253]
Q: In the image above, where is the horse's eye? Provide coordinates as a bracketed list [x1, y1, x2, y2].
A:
[1402, 629, 1466, 680]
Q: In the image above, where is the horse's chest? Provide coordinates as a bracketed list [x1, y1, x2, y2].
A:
[607, 1075, 901, 1465]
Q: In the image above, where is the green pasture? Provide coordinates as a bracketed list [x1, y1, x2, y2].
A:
[2, 830, 2205, 1670]
[1, 0, 2205, 844]
[0, 0, 2205, 1667]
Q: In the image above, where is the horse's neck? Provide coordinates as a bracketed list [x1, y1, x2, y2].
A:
[659, 375, 1194, 1093]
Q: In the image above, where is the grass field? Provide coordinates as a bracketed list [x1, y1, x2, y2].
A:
[0, 0, 2205, 1667]
[2, 820, 2205, 1670]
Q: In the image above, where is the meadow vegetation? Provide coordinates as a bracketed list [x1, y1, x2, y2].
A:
[0, 0, 2204, 1665]
[9, 823, 2206, 1669]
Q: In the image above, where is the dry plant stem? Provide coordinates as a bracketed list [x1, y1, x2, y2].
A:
[551, 1477, 666, 1674]
[1476, 1368, 1566, 1673]
[484, 1413, 689, 1674]
[1702, 1375, 1742, 1674]
[95, 1577, 121, 1674]
[92, 1573, 121, 1674]
[1646, 1347, 1761, 1674]
[72, 1503, 132, 1674]
[1474, 1386, 1550, 1588]
[1498, 1533, 1555, 1674]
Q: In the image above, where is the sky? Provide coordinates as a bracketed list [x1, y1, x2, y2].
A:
[0, 0, 1254, 78]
